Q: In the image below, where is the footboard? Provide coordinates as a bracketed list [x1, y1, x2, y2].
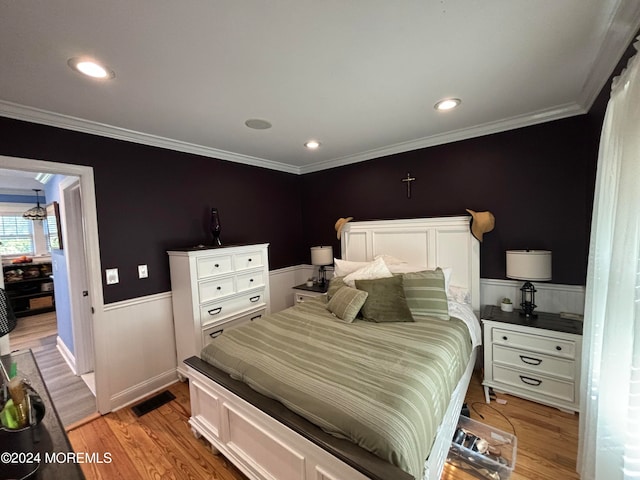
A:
[185, 348, 477, 480]
[186, 355, 418, 480]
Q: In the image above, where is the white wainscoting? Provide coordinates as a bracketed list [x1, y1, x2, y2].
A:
[269, 264, 316, 312]
[100, 268, 584, 413]
[102, 291, 178, 411]
[480, 278, 585, 315]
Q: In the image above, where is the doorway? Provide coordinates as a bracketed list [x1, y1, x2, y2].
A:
[0, 155, 107, 414]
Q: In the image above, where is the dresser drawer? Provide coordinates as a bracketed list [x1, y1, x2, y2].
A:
[197, 255, 234, 279]
[236, 270, 265, 293]
[234, 250, 264, 271]
[200, 290, 266, 326]
[198, 276, 236, 304]
[492, 328, 576, 359]
[202, 309, 265, 348]
[492, 345, 575, 381]
[493, 364, 574, 403]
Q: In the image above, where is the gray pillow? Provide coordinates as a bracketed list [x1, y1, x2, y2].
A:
[402, 268, 450, 320]
[326, 286, 368, 323]
[355, 275, 414, 323]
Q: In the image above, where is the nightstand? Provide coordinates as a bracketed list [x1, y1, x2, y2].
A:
[292, 283, 327, 303]
[481, 305, 583, 413]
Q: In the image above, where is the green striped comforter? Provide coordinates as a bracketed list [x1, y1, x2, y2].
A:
[201, 297, 472, 479]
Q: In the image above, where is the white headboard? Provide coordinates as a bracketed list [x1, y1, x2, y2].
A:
[340, 216, 480, 312]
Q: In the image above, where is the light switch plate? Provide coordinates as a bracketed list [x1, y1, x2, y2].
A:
[106, 268, 119, 285]
[138, 264, 148, 279]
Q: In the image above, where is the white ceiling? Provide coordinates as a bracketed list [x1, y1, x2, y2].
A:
[1, 1, 639, 174]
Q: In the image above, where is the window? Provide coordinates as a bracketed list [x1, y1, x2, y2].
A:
[0, 215, 35, 255]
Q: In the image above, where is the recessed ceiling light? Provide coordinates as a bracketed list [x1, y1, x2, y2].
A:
[304, 140, 321, 150]
[434, 98, 461, 111]
[245, 119, 272, 130]
[67, 57, 115, 79]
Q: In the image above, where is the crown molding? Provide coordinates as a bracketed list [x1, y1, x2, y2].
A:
[0, 100, 585, 177]
[0, 101, 300, 175]
[298, 102, 585, 174]
[577, 0, 640, 110]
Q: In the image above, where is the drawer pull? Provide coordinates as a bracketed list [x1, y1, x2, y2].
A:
[248, 258, 252, 262]
[250, 314, 262, 321]
[214, 263, 219, 268]
[207, 307, 222, 316]
[556, 346, 562, 351]
[502, 336, 508, 341]
[249, 278, 254, 282]
[216, 286, 222, 290]
[209, 329, 224, 338]
[249, 295, 260, 303]
[519, 375, 542, 387]
[519, 355, 542, 366]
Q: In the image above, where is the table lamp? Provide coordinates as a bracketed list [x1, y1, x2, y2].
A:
[311, 246, 333, 288]
[506, 250, 552, 319]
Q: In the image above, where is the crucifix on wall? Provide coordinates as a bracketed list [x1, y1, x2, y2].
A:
[402, 173, 416, 198]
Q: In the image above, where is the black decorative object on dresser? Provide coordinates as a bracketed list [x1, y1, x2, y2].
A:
[2, 262, 55, 317]
[481, 305, 582, 413]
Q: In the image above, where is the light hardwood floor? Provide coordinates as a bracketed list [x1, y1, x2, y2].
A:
[9, 310, 58, 351]
[68, 371, 579, 480]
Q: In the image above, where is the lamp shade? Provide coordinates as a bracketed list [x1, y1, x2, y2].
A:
[311, 246, 333, 266]
[506, 250, 552, 281]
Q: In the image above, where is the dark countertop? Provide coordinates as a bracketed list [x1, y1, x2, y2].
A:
[1, 350, 85, 480]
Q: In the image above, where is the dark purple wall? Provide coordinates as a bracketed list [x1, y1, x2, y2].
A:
[0, 118, 305, 303]
[300, 116, 596, 286]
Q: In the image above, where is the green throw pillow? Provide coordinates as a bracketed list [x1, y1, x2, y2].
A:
[355, 275, 414, 323]
[327, 286, 368, 323]
[402, 268, 450, 320]
[327, 276, 347, 300]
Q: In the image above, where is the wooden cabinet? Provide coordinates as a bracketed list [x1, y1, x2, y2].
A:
[168, 244, 270, 379]
[2, 262, 55, 317]
[481, 305, 582, 413]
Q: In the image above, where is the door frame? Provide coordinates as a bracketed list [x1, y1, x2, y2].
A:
[0, 155, 108, 413]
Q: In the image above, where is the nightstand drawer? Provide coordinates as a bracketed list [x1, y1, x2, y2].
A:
[493, 365, 574, 403]
[493, 328, 576, 359]
[493, 345, 575, 380]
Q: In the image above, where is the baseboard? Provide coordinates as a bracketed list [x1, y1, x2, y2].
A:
[109, 368, 178, 412]
[56, 336, 77, 375]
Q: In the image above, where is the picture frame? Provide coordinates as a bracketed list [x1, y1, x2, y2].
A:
[45, 201, 63, 250]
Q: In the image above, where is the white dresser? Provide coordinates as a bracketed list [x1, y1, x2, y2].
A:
[481, 305, 582, 413]
[168, 243, 270, 379]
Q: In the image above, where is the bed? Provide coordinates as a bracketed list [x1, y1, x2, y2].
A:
[184, 215, 481, 480]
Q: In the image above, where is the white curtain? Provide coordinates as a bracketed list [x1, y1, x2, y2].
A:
[578, 35, 640, 480]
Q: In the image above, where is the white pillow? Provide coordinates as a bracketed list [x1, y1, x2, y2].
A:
[448, 284, 471, 304]
[374, 254, 407, 265]
[334, 258, 371, 277]
[343, 257, 393, 287]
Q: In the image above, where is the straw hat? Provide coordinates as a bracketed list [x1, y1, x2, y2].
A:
[466, 209, 495, 242]
[335, 217, 354, 239]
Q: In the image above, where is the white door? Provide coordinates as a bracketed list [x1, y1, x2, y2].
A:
[61, 178, 94, 374]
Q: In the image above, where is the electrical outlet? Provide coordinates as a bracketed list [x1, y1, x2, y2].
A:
[105, 268, 119, 285]
[138, 264, 148, 279]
